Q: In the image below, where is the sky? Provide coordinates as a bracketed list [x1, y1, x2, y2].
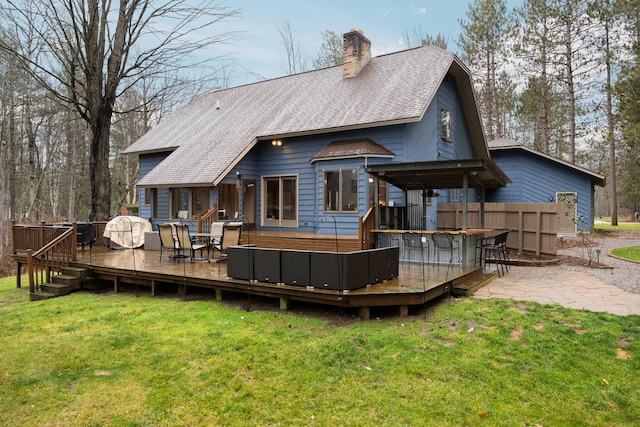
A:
[212, 0, 523, 87]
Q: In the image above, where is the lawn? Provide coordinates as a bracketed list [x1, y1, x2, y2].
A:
[611, 246, 640, 262]
[1, 276, 639, 426]
[594, 218, 640, 233]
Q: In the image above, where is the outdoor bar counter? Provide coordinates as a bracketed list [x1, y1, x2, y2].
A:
[372, 229, 494, 266]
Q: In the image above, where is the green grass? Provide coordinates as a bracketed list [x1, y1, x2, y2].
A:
[594, 218, 640, 233]
[1, 276, 639, 426]
[611, 246, 640, 262]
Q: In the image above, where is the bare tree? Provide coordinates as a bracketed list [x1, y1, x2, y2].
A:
[0, 0, 240, 220]
[278, 19, 308, 75]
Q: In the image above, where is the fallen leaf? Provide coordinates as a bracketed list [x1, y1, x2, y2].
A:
[247, 356, 253, 363]
[602, 378, 609, 386]
[479, 411, 490, 418]
[365, 366, 372, 371]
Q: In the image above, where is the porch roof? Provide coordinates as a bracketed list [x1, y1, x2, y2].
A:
[310, 138, 395, 163]
[365, 158, 511, 191]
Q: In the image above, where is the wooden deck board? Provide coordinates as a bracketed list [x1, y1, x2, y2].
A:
[68, 247, 483, 315]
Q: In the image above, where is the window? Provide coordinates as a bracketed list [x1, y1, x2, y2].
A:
[263, 175, 297, 227]
[325, 169, 358, 212]
[368, 177, 387, 206]
[441, 109, 452, 141]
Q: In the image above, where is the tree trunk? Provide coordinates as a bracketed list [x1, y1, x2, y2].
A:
[563, 0, 577, 163]
[604, 9, 618, 226]
[89, 116, 112, 221]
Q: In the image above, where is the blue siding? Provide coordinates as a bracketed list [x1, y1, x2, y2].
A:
[138, 153, 171, 219]
[488, 150, 595, 230]
[138, 76, 486, 236]
[406, 74, 474, 163]
[233, 126, 406, 235]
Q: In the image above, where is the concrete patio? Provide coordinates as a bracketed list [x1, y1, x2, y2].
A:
[474, 265, 640, 316]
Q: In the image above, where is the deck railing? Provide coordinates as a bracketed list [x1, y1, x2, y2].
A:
[26, 226, 75, 293]
[360, 205, 375, 249]
[197, 206, 219, 233]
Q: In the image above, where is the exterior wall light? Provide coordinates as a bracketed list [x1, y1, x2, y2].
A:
[271, 139, 283, 146]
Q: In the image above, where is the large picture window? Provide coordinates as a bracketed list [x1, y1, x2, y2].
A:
[263, 175, 297, 227]
[324, 169, 358, 212]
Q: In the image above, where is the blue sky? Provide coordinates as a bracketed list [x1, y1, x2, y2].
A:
[213, 0, 523, 86]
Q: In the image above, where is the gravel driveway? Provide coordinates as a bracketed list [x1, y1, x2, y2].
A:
[558, 236, 640, 294]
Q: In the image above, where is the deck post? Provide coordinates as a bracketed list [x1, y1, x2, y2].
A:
[151, 280, 156, 297]
[215, 289, 223, 301]
[279, 297, 289, 311]
[358, 306, 370, 320]
[27, 249, 34, 293]
[398, 305, 408, 317]
[16, 261, 22, 288]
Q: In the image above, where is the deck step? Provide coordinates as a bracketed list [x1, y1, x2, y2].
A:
[30, 290, 59, 301]
[62, 266, 90, 280]
[452, 272, 496, 297]
[52, 274, 83, 289]
[41, 282, 76, 296]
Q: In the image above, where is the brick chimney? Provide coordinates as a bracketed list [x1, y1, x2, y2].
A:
[343, 29, 371, 78]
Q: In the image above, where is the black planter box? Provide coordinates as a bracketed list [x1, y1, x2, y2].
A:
[310, 250, 370, 291]
[280, 250, 311, 287]
[253, 248, 281, 283]
[310, 252, 342, 290]
[227, 245, 399, 292]
[226, 245, 254, 280]
[368, 246, 399, 283]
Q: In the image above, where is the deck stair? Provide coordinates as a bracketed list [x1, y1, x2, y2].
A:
[452, 270, 497, 297]
[30, 266, 90, 301]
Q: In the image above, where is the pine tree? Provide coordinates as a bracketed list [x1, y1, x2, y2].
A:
[458, 0, 515, 140]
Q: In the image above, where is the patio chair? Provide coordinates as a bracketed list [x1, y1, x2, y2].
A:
[174, 224, 210, 263]
[212, 222, 242, 262]
[476, 229, 510, 277]
[432, 232, 460, 265]
[402, 232, 427, 263]
[158, 223, 180, 262]
[209, 221, 224, 248]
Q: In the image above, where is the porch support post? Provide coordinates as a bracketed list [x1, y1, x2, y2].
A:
[374, 175, 380, 229]
[480, 188, 486, 229]
[279, 297, 289, 311]
[462, 171, 469, 231]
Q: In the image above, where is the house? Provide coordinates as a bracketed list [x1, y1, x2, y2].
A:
[487, 138, 605, 233]
[123, 30, 509, 237]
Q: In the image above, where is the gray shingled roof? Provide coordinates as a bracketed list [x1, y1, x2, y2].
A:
[310, 138, 395, 163]
[488, 138, 605, 187]
[125, 45, 485, 187]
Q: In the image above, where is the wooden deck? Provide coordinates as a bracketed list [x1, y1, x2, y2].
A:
[65, 246, 493, 319]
